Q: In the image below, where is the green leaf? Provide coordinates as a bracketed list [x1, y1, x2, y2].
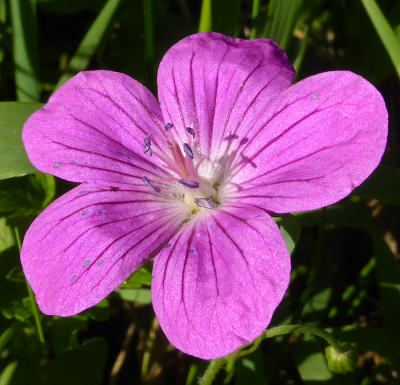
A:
[1, 298, 32, 321]
[373, 233, 400, 327]
[78, 298, 110, 321]
[56, 0, 122, 88]
[117, 288, 152, 304]
[185, 364, 199, 385]
[0, 0, 6, 69]
[295, 336, 333, 381]
[0, 173, 55, 216]
[50, 317, 88, 355]
[0, 361, 18, 385]
[10, 0, 40, 102]
[278, 214, 301, 254]
[6, 266, 24, 283]
[235, 350, 268, 385]
[0, 217, 15, 253]
[298, 203, 400, 329]
[302, 288, 332, 316]
[361, 0, 400, 78]
[121, 266, 152, 288]
[354, 165, 400, 206]
[0, 102, 42, 180]
[0, 248, 28, 316]
[0, 324, 17, 352]
[42, 338, 108, 385]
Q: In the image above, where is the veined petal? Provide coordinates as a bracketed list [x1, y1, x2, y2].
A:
[21, 185, 189, 316]
[157, 32, 295, 161]
[152, 204, 290, 359]
[229, 71, 388, 213]
[23, 71, 171, 187]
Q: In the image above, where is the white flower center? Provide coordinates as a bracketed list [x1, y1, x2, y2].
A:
[141, 124, 223, 214]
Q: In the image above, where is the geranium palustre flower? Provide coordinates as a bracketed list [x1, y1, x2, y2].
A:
[21, 32, 387, 359]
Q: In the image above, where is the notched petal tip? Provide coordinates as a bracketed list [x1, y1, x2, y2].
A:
[157, 31, 295, 160]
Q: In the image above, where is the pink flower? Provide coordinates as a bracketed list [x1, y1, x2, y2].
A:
[21, 32, 387, 359]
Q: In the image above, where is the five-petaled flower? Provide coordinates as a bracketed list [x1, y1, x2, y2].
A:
[21, 32, 387, 359]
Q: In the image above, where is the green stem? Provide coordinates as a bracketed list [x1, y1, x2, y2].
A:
[198, 358, 225, 385]
[226, 323, 343, 372]
[201, 323, 343, 384]
[250, 0, 261, 40]
[264, 324, 342, 350]
[13, 227, 46, 348]
[198, 0, 212, 32]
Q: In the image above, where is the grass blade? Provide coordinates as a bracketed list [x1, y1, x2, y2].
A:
[263, 0, 304, 51]
[56, 0, 121, 89]
[0, 102, 42, 180]
[293, 24, 309, 78]
[361, 0, 400, 78]
[10, 0, 40, 102]
[250, 0, 261, 39]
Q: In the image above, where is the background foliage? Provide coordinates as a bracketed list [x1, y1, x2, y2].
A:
[0, 0, 399, 384]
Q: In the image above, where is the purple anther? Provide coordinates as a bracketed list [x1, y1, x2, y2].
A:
[186, 127, 195, 138]
[144, 135, 152, 156]
[142, 176, 161, 193]
[143, 143, 152, 156]
[194, 196, 218, 209]
[178, 179, 199, 189]
[165, 123, 173, 131]
[183, 143, 194, 159]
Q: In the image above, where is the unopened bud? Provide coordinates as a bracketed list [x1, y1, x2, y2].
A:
[325, 346, 357, 374]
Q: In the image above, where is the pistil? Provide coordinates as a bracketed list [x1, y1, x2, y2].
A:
[141, 124, 220, 212]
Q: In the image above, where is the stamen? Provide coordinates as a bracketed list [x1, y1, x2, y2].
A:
[183, 143, 194, 159]
[179, 179, 199, 188]
[186, 127, 195, 138]
[165, 123, 173, 131]
[144, 145, 152, 156]
[142, 176, 161, 193]
[144, 134, 152, 156]
[194, 196, 218, 209]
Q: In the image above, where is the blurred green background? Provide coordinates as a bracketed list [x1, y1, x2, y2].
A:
[0, 0, 399, 384]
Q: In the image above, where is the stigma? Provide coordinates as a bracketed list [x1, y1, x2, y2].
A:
[140, 124, 220, 212]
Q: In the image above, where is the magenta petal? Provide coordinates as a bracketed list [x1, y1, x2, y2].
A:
[232, 71, 388, 213]
[21, 185, 187, 316]
[157, 32, 295, 160]
[152, 205, 290, 359]
[23, 71, 170, 187]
